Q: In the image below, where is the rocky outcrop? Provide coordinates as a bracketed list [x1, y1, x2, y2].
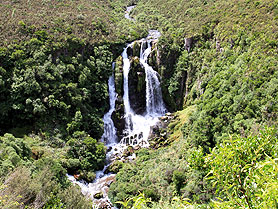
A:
[128, 56, 146, 115]
[132, 41, 141, 57]
[104, 160, 124, 174]
[149, 113, 176, 149]
[112, 97, 125, 138]
[148, 41, 160, 71]
[114, 56, 123, 96]
[184, 37, 194, 52]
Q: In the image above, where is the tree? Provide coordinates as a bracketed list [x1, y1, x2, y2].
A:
[206, 127, 278, 208]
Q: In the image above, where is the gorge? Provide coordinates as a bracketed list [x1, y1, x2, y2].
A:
[1, 0, 278, 208]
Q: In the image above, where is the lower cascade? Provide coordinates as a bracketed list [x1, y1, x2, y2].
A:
[68, 30, 167, 208]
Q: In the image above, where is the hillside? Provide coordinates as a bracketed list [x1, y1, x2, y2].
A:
[1, 0, 278, 208]
[109, 0, 278, 208]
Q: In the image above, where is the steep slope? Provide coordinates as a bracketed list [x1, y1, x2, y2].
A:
[108, 0, 278, 207]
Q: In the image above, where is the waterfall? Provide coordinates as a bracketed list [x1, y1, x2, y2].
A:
[120, 30, 167, 146]
[67, 6, 167, 205]
[101, 63, 117, 145]
[140, 40, 167, 116]
[122, 45, 134, 133]
[67, 6, 168, 208]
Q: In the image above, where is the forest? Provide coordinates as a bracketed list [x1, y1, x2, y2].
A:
[0, 0, 278, 208]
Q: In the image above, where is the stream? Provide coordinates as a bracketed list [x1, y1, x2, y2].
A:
[68, 6, 167, 208]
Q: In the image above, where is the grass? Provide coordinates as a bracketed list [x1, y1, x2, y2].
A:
[168, 106, 196, 141]
[0, 0, 129, 46]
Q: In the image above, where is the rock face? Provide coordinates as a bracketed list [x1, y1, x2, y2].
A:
[184, 37, 194, 52]
[148, 41, 160, 72]
[112, 96, 125, 138]
[148, 113, 175, 149]
[132, 41, 141, 57]
[128, 57, 146, 115]
[114, 56, 123, 96]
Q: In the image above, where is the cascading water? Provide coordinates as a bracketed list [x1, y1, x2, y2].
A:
[67, 6, 168, 208]
[122, 45, 134, 132]
[101, 63, 117, 145]
[140, 36, 167, 116]
[120, 30, 167, 147]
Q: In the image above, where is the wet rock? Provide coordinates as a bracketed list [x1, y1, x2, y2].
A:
[127, 46, 133, 57]
[128, 57, 146, 115]
[166, 112, 172, 117]
[148, 114, 175, 149]
[122, 146, 135, 158]
[133, 41, 141, 57]
[94, 192, 104, 199]
[97, 201, 113, 209]
[112, 96, 125, 138]
[114, 56, 123, 96]
[107, 146, 112, 153]
[147, 43, 160, 71]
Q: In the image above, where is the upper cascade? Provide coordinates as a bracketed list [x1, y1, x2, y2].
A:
[120, 30, 167, 146]
[140, 38, 167, 116]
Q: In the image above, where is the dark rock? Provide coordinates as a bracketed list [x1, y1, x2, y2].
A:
[127, 46, 133, 57]
[112, 96, 125, 138]
[114, 56, 123, 96]
[107, 146, 112, 153]
[147, 42, 160, 71]
[128, 57, 146, 115]
[148, 115, 175, 149]
[133, 41, 141, 57]
[94, 192, 104, 199]
[184, 37, 194, 52]
[123, 146, 135, 158]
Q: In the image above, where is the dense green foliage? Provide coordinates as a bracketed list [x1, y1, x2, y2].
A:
[206, 127, 278, 208]
[113, 128, 278, 209]
[0, 0, 142, 207]
[0, 36, 114, 138]
[1, 0, 278, 208]
[66, 131, 106, 181]
[109, 107, 212, 206]
[0, 131, 107, 207]
[108, 0, 278, 207]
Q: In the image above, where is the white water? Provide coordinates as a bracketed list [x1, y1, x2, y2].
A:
[120, 30, 166, 147]
[101, 62, 117, 145]
[140, 36, 167, 116]
[68, 6, 167, 208]
[125, 6, 135, 21]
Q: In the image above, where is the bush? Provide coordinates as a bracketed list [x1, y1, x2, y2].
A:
[206, 127, 278, 208]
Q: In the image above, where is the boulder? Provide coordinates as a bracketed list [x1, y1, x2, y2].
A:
[94, 192, 104, 199]
[122, 146, 135, 158]
[112, 96, 125, 138]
